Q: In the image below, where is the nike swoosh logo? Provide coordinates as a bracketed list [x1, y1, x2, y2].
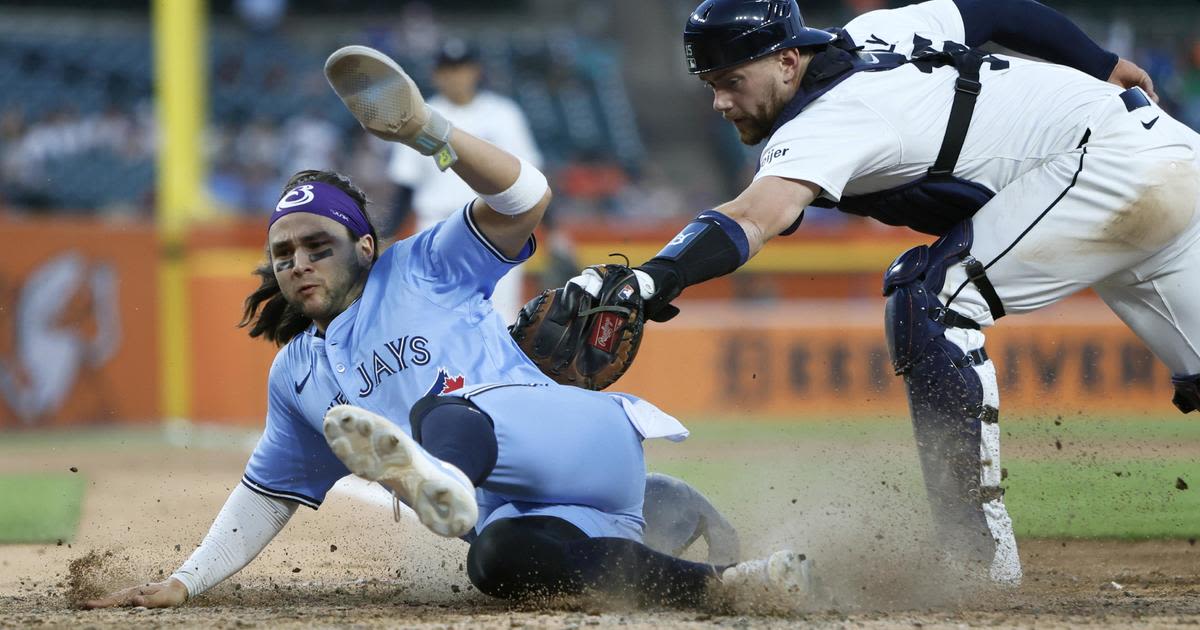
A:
[295, 370, 312, 394]
[1142, 116, 1160, 130]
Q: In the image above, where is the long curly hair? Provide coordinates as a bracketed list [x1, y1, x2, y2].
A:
[238, 170, 378, 346]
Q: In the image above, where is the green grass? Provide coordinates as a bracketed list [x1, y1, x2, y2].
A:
[648, 415, 1200, 540]
[1005, 459, 1200, 538]
[0, 415, 1194, 542]
[0, 474, 85, 544]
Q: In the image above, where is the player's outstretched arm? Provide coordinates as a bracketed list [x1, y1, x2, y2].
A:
[570, 175, 817, 322]
[324, 45, 549, 259]
[446, 127, 551, 259]
[571, 176, 816, 320]
[83, 483, 297, 609]
[710, 175, 819, 259]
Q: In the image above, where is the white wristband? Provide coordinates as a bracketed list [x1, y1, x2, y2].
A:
[480, 158, 548, 216]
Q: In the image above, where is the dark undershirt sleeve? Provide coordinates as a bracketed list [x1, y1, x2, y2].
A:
[953, 0, 1118, 80]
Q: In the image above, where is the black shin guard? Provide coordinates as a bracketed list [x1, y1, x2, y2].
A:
[883, 222, 1018, 583]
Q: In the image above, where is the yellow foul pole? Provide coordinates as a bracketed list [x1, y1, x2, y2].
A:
[153, 0, 207, 422]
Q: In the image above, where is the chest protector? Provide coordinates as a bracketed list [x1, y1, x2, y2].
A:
[768, 32, 1009, 236]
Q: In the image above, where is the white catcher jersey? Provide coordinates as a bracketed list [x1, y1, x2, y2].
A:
[754, 0, 1121, 204]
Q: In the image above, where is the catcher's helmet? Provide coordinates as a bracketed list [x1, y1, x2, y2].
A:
[684, 0, 835, 74]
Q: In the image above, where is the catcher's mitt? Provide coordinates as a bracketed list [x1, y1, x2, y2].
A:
[509, 262, 644, 390]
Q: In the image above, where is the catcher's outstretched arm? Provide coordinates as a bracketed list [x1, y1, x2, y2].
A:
[632, 175, 818, 321]
[84, 483, 296, 608]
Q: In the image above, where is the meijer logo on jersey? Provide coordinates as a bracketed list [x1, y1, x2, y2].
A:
[760, 147, 789, 167]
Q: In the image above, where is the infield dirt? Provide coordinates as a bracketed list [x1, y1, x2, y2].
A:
[1, 428, 1197, 629]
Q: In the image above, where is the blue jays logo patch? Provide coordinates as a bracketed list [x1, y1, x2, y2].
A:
[425, 367, 466, 396]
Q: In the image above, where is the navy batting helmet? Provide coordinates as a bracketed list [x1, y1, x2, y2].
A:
[684, 0, 835, 74]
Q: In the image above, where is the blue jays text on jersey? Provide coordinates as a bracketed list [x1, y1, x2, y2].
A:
[352, 335, 431, 397]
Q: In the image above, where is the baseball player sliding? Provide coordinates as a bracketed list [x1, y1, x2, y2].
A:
[84, 46, 789, 609]
[567, 0, 1193, 585]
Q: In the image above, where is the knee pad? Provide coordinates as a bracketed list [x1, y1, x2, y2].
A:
[1172, 373, 1200, 413]
[883, 222, 975, 374]
[409, 395, 497, 485]
[408, 394, 490, 442]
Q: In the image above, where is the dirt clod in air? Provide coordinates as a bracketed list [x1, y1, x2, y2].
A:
[65, 550, 113, 607]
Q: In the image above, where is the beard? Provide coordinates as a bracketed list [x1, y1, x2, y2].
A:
[734, 117, 772, 145]
[288, 255, 370, 324]
[732, 81, 787, 145]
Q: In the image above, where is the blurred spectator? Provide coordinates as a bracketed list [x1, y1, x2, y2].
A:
[611, 164, 685, 220]
[539, 209, 580, 290]
[236, 0, 288, 34]
[387, 37, 543, 320]
[559, 151, 628, 206]
[346, 134, 397, 234]
[0, 108, 45, 210]
[280, 106, 342, 175]
[1180, 41, 1200, 129]
[19, 4, 1200, 229]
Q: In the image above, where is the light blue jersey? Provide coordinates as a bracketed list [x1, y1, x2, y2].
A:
[243, 205, 659, 539]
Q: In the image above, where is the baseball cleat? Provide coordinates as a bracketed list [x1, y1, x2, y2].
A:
[721, 550, 815, 598]
[324, 45, 457, 169]
[323, 404, 477, 538]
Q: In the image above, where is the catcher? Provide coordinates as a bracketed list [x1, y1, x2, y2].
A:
[84, 46, 795, 610]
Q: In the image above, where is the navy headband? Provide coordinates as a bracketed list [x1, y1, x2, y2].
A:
[269, 181, 371, 238]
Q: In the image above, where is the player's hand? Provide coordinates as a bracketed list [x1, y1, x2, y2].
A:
[82, 578, 188, 609]
[567, 267, 679, 322]
[568, 267, 656, 300]
[1107, 58, 1158, 103]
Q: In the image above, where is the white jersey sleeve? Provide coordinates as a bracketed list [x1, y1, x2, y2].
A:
[843, 0, 966, 54]
[752, 98, 902, 202]
[170, 483, 296, 598]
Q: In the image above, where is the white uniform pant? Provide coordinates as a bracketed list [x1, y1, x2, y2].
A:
[944, 89, 1200, 376]
[933, 90, 1200, 584]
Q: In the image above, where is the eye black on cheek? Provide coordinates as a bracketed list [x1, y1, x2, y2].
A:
[274, 259, 294, 272]
[309, 248, 334, 262]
